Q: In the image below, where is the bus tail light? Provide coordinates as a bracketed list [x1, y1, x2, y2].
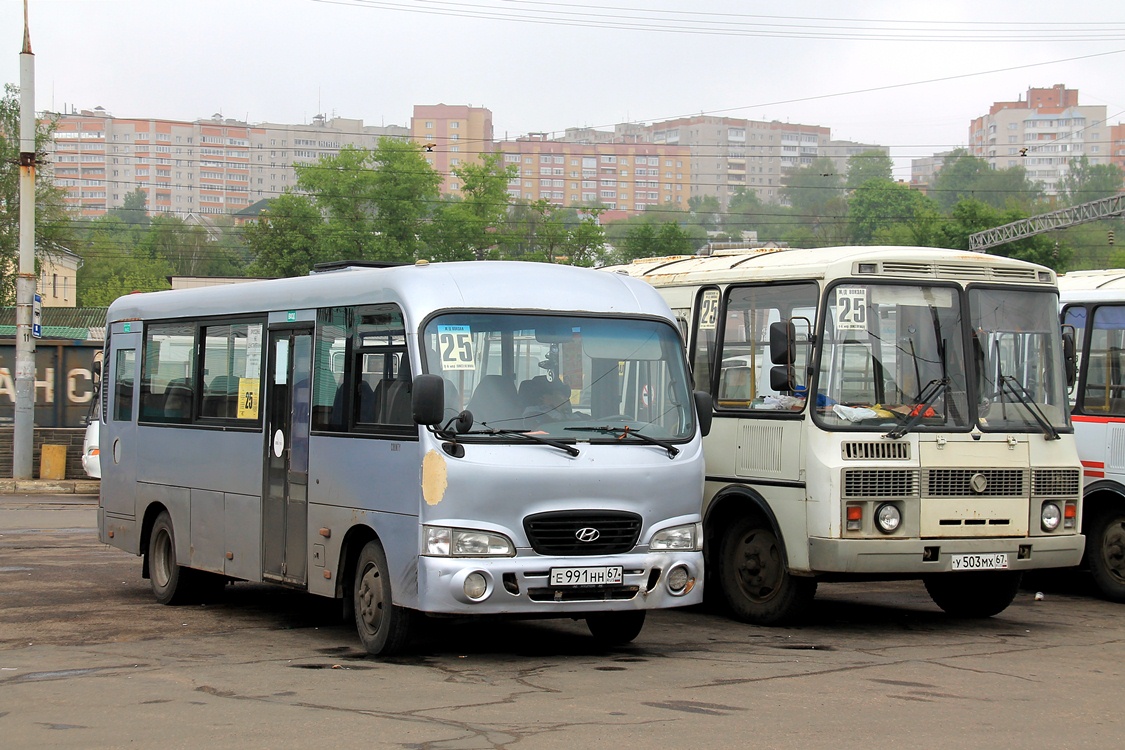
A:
[846, 505, 863, 531]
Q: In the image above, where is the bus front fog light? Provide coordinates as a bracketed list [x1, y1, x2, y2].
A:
[666, 564, 693, 595]
[875, 503, 901, 534]
[463, 572, 488, 600]
[1041, 502, 1062, 531]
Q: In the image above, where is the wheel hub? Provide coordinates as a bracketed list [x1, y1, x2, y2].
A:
[357, 566, 385, 632]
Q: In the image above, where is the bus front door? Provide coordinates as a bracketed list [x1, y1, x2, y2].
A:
[263, 327, 313, 585]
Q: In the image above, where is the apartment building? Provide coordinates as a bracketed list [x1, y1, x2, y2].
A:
[1111, 123, 1125, 174]
[644, 116, 832, 208]
[496, 134, 692, 212]
[411, 104, 494, 197]
[968, 84, 1110, 195]
[46, 108, 409, 219]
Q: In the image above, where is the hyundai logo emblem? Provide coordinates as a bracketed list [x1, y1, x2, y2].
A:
[575, 527, 601, 543]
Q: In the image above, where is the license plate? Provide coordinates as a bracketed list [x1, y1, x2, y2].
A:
[549, 566, 623, 586]
[950, 553, 1009, 571]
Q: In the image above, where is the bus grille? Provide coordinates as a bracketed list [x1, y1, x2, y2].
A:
[925, 469, 1026, 497]
[523, 511, 641, 555]
[843, 469, 919, 498]
[841, 441, 910, 460]
[1032, 469, 1081, 497]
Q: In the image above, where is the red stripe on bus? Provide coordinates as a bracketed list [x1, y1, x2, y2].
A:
[1073, 415, 1125, 424]
[1085, 470, 1106, 478]
[1082, 460, 1106, 469]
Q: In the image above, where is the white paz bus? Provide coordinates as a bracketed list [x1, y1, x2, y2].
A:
[1059, 269, 1125, 601]
[607, 246, 1084, 624]
[97, 261, 711, 655]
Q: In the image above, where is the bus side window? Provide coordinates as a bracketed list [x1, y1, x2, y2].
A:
[113, 349, 135, 422]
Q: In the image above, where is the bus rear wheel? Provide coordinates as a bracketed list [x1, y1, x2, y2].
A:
[718, 517, 816, 625]
[148, 510, 195, 605]
[586, 611, 646, 645]
[1086, 509, 1125, 602]
[923, 571, 1022, 617]
[353, 540, 413, 656]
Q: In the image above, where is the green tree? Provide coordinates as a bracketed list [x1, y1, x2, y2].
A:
[564, 211, 608, 267]
[295, 140, 441, 263]
[936, 198, 1067, 269]
[0, 84, 73, 304]
[107, 188, 151, 226]
[243, 193, 325, 277]
[429, 153, 515, 261]
[1060, 156, 1124, 206]
[845, 150, 894, 190]
[75, 215, 171, 305]
[931, 149, 1042, 213]
[847, 179, 937, 244]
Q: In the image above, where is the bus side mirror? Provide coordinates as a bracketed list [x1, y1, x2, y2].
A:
[411, 374, 446, 426]
[771, 364, 796, 393]
[1062, 327, 1077, 389]
[770, 320, 795, 365]
[693, 391, 713, 437]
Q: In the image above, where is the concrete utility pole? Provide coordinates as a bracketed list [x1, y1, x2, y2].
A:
[14, 0, 37, 479]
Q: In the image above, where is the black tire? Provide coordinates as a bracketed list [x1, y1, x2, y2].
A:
[718, 516, 816, 625]
[923, 571, 1022, 617]
[1085, 509, 1125, 602]
[586, 611, 646, 645]
[353, 540, 413, 656]
[147, 510, 193, 605]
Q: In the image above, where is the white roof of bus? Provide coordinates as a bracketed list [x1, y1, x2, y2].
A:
[107, 261, 674, 324]
[601, 245, 1055, 287]
[1058, 269, 1125, 300]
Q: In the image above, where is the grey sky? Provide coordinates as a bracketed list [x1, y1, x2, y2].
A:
[4, 0, 1125, 179]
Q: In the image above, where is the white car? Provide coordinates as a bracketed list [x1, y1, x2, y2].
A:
[81, 412, 100, 479]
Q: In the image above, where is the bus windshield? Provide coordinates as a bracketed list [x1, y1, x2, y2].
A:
[970, 287, 1070, 434]
[815, 282, 971, 432]
[423, 313, 695, 441]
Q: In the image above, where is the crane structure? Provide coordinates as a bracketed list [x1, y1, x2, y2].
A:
[968, 193, 1125, 252]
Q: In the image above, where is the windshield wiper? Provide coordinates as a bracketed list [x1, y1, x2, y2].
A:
[564, 425, 680, 459]
[998, 375, 1060, 441]
[462, 427, 580, 457]
[885, 378, 948, 440]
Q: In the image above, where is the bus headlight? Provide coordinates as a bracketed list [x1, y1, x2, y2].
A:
[650, 523, 701, 551]
[424, 526, 515, 557]
[875, 503, 902, 534]
[1041, 502, 1062, 532]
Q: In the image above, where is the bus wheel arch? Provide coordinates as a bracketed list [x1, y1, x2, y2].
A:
[705, 488, 816, 626]
[338, 526, 413, 656]
[1082, 483, 1125, 602]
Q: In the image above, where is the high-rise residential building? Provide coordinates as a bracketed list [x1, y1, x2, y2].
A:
[1111, 123, 1125, 175]
[645, 116, 832, 208]
[911, 150, 955, 191]
[411, 104, 494, 197]
[968, 84, 1110, 195]
[824, 140, 892, 183]
[46, 108, 409, 219]
[496, 134, 692, 212]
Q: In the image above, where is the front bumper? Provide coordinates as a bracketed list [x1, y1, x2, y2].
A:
[807, 534, 1085, 575]
[416, 550, 704, 615]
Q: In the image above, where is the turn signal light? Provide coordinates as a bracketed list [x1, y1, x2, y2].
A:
[846, 505, 863, 531]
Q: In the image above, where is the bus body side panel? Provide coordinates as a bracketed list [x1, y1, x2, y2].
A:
[134, 429, 265, 579]
[703, 416, 811, 570]
[304, 434, 421, 602]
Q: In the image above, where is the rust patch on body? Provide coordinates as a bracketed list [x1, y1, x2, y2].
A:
[421, 449, 448, 506]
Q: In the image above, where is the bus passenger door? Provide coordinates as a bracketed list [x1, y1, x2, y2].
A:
[263, 327, 313, 585]
[102, 329, 140, 519]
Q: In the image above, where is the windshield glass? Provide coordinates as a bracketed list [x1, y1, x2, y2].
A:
[423, 313, 695, 441]
[815, 283, 971, 432]
[970, 288, 1070, 433]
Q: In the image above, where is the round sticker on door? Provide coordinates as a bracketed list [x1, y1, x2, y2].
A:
[641, 384, 651, 407]
[273, 429, 285, 458]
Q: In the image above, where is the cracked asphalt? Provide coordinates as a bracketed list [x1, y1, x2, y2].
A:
[1, 495, 1122, 749]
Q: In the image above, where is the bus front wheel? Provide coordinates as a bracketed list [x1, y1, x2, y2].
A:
[718, 517, 816, 625]
[353, 540, 413, 656]
[1086, 509, 1125, 602]
[586, 611, 646, 645]
[923, 571, 1022, 617]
